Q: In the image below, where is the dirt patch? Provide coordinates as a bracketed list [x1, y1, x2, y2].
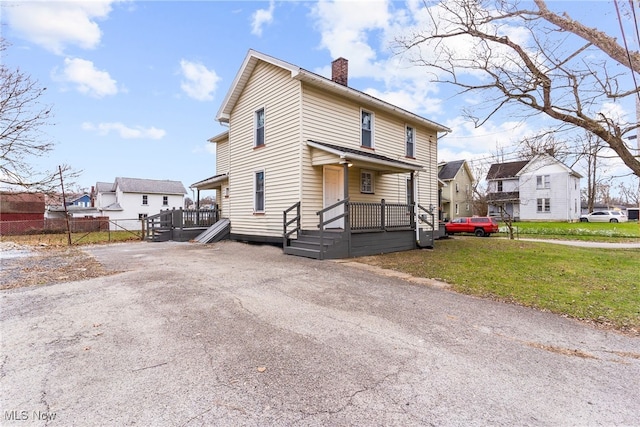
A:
[0, 244, 116, 290]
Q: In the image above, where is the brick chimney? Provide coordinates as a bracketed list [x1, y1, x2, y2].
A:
[331, 57, 348, 86]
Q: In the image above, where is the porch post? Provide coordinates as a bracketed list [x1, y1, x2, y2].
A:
[412, 171, 420, 245]
[343, 161, 351, 257]
[342, 162, 349, 199]
[196, 188, 200, 225]
[410, 171, 416, 229]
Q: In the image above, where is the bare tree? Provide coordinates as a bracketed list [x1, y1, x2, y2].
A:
[517, 133, 570, 163]
[0, 38, 77, 192]
[616, 180, 640, 206]
[396, 0, 640, 177]
[578, 132, 607, 212]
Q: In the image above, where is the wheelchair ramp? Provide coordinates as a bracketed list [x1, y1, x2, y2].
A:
[194, 219, 230, 244]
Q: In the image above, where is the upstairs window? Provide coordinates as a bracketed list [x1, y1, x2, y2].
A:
[162, 196, 168, 206]
[405, 126, 415, 157]
[255, 108, 265, 147]
[537, 175, 550, 189]
[361, 110, 373, 148]
[142, 195, 148, 205]
[254, 170, 265, 212]
[497, 181, 503, 192]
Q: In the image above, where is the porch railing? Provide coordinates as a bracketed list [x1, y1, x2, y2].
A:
[316, 198, 350, 260]
[416, 203, 435, 228]
[144, 206, 220, 240]
[350, 200, 414, 231]
[283, 201, 301, 246]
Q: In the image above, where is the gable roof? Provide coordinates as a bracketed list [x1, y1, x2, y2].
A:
[217, 49, 450, 133]
[486, 160, 529, 180]
[517, 153, 583, 178]
[96, 181, 114, 193]
[438, 160, 465, 181]
[113, 177, 187, 195]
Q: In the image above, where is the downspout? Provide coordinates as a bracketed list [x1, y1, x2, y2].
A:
[413, 171, 419, 244]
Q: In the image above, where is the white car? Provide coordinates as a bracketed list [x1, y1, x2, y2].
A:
[580, 210, 628, 223]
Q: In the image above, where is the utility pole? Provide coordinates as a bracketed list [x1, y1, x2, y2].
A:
[59, 165, 72, 246]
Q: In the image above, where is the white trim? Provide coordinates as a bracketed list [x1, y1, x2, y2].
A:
[253, 169, 265, 213]
[360, 109, 374, 149]
[254, 107, 265, 147]
[360, 169, 375, 194]
[405, 124, 415, 158]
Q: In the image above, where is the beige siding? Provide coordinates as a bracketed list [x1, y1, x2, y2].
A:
[300, 84, 439, 229]
[216, 138, 230, 174]
[227, 61, 301, 237]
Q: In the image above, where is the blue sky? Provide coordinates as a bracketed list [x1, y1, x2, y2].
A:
[1, 0, 638, 196]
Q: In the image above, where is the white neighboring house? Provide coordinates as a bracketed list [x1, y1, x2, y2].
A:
[94, 177, 187, 230]
[486, 154, 582, 222]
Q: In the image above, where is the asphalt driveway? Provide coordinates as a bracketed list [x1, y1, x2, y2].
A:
[1, 240, 639, 426]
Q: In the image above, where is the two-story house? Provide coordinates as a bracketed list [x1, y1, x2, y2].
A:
[94, 177, 187, 230]
[191, 50, 450, 259]
[486, 154, 581, 221]
[438, 160, 475, 221]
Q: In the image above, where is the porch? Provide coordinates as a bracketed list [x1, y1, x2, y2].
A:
[283, 199, 436, 259]
[144, 207, 221, 242]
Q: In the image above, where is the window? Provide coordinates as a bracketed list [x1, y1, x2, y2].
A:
[360, 170, 374, 193]
[138, 213, 148, 220]
[255, 108, 265, 147]
[406, 179, 413, 205]
[455, 182, 459, 193]
[142, 195, 148, 205]
[405, 126, 415, 157]
[254, 170, 265, 212]
[497, 181, 503, 192]
[455, 203, 459, 215]
[162, 196, 168, 206]
[537, 175, 550, 189]
[361, 110, 373, 148]
[537, 198, 551, 213]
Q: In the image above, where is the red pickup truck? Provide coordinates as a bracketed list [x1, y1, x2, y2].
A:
[445, 217, 499, 237]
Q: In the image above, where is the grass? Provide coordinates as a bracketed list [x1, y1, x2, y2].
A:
[359, 237, 640, 334]
[1, 230, 142, 246]
[502, 221, 640, 241]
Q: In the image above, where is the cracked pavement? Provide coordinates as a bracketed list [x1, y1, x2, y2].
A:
[1, 240, 639, 426]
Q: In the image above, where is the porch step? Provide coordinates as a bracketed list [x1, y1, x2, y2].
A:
[283, 246, 322, 259]
[149, 228, 171, 242]
[284, 230, 346, 259]
[194, 219, 231, 244]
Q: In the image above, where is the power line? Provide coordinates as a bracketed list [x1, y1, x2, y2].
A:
[614, 0, 640, 103]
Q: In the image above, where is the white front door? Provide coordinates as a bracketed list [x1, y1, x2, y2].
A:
[323, 165, 344, 229]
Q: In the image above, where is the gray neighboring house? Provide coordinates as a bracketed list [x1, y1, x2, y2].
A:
[438, 160, 474, 221]
[94, 177, 187, 230]
[486, 154, 581, 222]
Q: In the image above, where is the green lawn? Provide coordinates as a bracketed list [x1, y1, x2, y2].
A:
[501, 221, 640, 241]
[359, 237, 640, 335]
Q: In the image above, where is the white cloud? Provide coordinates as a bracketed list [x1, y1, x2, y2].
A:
[310, 0, 444, 118]
[53, 58, 119, 98]
[311, 0, 392, 79]
[180, 60, 221, 101]
[251, 0, 275, 37]
[82, 122, 166, 140]
[4, 1, 121, 55]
